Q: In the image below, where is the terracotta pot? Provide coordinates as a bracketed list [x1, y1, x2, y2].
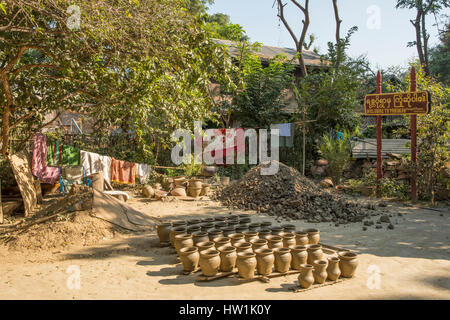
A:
[327, 257, 341, 281]
[187, 218, 201, 225]
[290, 245, 308, 270]
[229, 233, 245, 246]
[208, 229, 223, 241]
[306, 229, 320, 244]
[274, 248, 292, 273]
[174, 177, 186, 186]
[200, 222, 214, 232]
[202, 166, 217, 177]
[234, 242, 253, 254]
[201, 217, 215, 223]
[244, 231, 259, 243]
[199, 249, 221, 277]
[295, 232, 309, 245]
[307, 244, 324, 264]
[157, 223, 171, 243]
[187, 225, 201, 234]
[196, 241, 215, 253]
[267, 235, 283, 249]
[215, 222, 227, 229]
[251, 239, 269, 251]
[174, 233, 194, 254]
[222, 226, 236, 237]
[214, 237, 231, 249]
[248, 223, 261, 231]
[170, 226, 187, 247]
[172, 220, 187, 227]
[218, 245, 237, 272]
[258, 229, 272, 240]
[260, 221, 272, 228]
[189, 178, 203, 189]
[236, 252, 257, 279]
[200, 183, 211, 196]
[214, 216, 227, 222]
[298, 264, 315, 289]
[271, 226, 283, 236]
[281, 224, 296, 233]
[192, 231, 209, 245]
[312, 260, 328, 284]
[227, 221, 239, 227]
[170, 187, 186, 197]
[227, 214, 239, 221]
[235, 225, 248, 233]
[255, 248, 274, 276]
[338, 251, 359, 278]
[179, 246, 199, 272]
[188, 187, 202, 197]
[282, 233, 296, 248]
[239, 217, 252, 224]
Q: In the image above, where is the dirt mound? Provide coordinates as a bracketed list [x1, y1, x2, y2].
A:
[216, 161, 368, 224]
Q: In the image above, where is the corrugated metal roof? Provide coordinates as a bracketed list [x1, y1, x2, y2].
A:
[213, 39, 325, 67]
[352, 139, 411, 159]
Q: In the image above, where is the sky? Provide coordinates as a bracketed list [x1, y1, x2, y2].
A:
[208, 0, 449, 70]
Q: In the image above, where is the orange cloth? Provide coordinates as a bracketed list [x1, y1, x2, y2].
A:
[111, 158, 136, 184]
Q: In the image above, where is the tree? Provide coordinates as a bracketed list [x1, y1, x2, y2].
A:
[429, 22, 450, 85]
[395, 0, 450, 75]
[205, 13, 249, 42]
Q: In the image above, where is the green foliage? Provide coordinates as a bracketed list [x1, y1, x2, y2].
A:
[204, 13, 249, 42]
[429, 23, 450, 85]
[319, 130, 354, 185]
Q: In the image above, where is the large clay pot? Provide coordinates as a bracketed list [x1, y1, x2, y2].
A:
[282, 233, 296, 248]
[172, 220, 187, 227]
[179, 246, 199, 272]
[214, 216, 227, 222]
[235, 225, 248, 234]
[142, 185, 154, 198]
[188, 187, 202, 198]
[338, 251, 359, 278]
[274, 248, 292, 273]
[215, 222, 227, 230]
[157, 223, 171, 243]
[239, 217, 252, 224]
[271, 226, 283, 236]
[227, 214, 239, 221]
[229, 233, 245, 246]
[298, 264, 315, 289]
[208, 229, 223, 241]
[281, 224, 296, 233]
[244, 231, 259, 243]
[192, 231, 209, 245]
[189, 178, 203, 188]
[312, 260, 328, 284]
[200, 183, 211, 196]
[200, 223, 214, 232]
[290, 245, 308, 270]
[187, 225, 201, 234]
[267, 235, 283, 249]
[170, 226, 187, 247]
[174, 177, 186, 186]
[222, 227, 236, 237]
[218, 245, 237, 272]
[175, 234, 194, 254]
[255, 248, 274, 276]
[170, 187, 186, 197]
[306, 228, 320, 244]
[196, 241, 215, 253]
[258, 229, 272, 240]
[260, 221, 272, 229]
[236, 252, 257, 279]
[295, 231, 309, 245]
[251, 239, 269, 251]
[187, 218, 201, 225]
[307, 244, 324, 264]
[214, 237, 231, 249]
[199, 249, 221, 277]
[327, 257, 341, 281]
[201, 217, 215, 223]
[248, 223, 261, 231]
[234, 242, 253, 254]
[227, 221, 239, 227]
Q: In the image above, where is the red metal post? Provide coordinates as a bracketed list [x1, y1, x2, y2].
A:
[410, 67, 418, 202]
[376, 71, 383, 197]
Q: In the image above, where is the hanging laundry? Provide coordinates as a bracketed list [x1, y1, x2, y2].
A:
[32, 133, 59, 184]
[137, 163, 151, 184]
[81, 151, 112, 183]
[279, 123, 291, 137]
[111, 158, 136, 184]
[46, 140, 80, 166]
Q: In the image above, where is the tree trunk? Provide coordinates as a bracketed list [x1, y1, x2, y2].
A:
[0, 73, 12, 156]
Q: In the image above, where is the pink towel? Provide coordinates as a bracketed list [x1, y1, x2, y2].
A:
[32, 133, 59, 184]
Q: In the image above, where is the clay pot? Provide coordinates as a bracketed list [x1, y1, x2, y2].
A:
[199, 249, 221, 277]
[172, 220, 187, 227]
[201, 166, 217, 177]
[201, 217, 215, 223]
[208, 229, 223, 241]
[338, 251, 359, 278]
[306, 228, 320, 244]
[290, 245, 308, 270]
[220, 176, 230, 186]
[156, 223, 171, 243]
[281, 224, 296, 233]
[215, 222, 227, 229]
[187, 218, 201, 225]
[218, 245, 237, 272]
[307, 244, 324, 264]
[200, 222, 214, 232]
[192, 231, 209, 245]
[258, 229, 272, 240]
[170, 226, 187, 247]
[214, 216, 227, 222]
[236, 252, 257, 279]
[174, 233, 194, 254]
[200, 183, 211, 196]
[295, 231, 309, 245]
[239, 217, 252, 224]
[234, 242, 253, 254]
[267, 235, 283, 249]
[282, 233, 296, 248]
[222, 227, 236, 237]
[255, 248, 274, 276]
[189, 178, 203, 189]
[298, 264, 315, 289]
[251, 239, 269, 251]
[271, 226, 283, 236]
[260, 221, 272, 228]
[327, 257, 341, 281]
[142, 185, 154, 198]
[227, 221, 239, 227]
[274, 248, 292, 273]
[227, 214, 239, 221]
[179, 246, 199, 272]
[170, 187, 186, 197]
[229, 233, 245, 246]
[214, 237, 231, 249]
[248, 223, 261, 231]
[235, 225, 248, 234]
[187, 225, 201, 234]
[244, 231, 259, 243]
[312, 260, 328, 284]
[174, 177, 186, 186]
[188, 187, 202, 197]
[196, 241, 215, 253]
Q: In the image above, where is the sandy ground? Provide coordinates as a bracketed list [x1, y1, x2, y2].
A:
[0, 197, 449, 300]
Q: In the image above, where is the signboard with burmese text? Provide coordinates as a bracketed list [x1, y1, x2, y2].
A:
[364, 91, 430, 115]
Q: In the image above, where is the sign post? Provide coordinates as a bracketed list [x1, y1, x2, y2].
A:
[376, 71, 383, 198]
[410, 67, 417, 202]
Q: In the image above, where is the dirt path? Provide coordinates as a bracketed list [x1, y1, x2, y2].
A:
[0, 198, 449, 299]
